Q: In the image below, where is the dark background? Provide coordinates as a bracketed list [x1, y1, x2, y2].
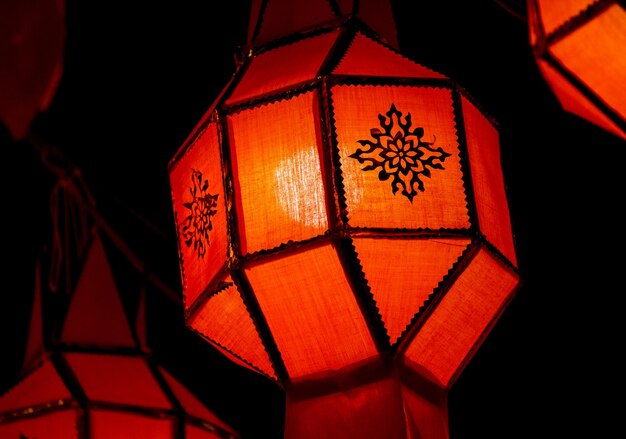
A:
[1, 1, 624, 437]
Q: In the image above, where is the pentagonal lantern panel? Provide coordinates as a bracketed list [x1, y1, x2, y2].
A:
[461, 96, 517, 265]
[331, 84, 469, 230]
[170, 122, 229, 309]
[244, 242, 378, 379]
[227, 92, 329, 255]
[90, 410, 175, 439]
[402, 247, 519, 388]
[353, 236, 471, 345]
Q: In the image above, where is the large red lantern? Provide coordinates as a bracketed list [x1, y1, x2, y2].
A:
[528, 0, 626, 140]
[169, 1, 520, 437]
[0, 233, 237, 439]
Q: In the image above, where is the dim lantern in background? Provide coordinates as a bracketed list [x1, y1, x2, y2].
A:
[0, 232, 237, 439]
[169, 0, 520, 437]
[528, 0, 626, 140]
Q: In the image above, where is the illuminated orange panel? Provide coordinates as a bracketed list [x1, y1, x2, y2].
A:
[401, 385, 448, 439]
[0, 361, 70, 413]
[255, 0, 336, 45]
[462, 97, 517, 265]
[334, 34, 444, 79]
[91, 411, 173, 439]
[549, 5, 626, 127]
[332, 85, 469, 230]
[354, 237, 470, 344]
[536, 60, 625, 139]
[189, 278, 277, 379]
[536, 0, 595, 35]
[0, 410, 77, 439]
[403, 248, 519, 388]
[65, 354, 172, 409]
[245, 243, 377, 378]
[228, 92, 328, 254]
[170, 123, 228, 309]
[61, 235, 135, 347]
[228, 30, 339, 105]
[159, 368, 235, 434]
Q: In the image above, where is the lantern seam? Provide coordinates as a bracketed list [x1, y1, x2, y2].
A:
[541, 0, 614, 48]
[185, 277, 233, 322]
[476, 234, 520, 275]
[144, 359, 186, 439]
[394, 241, 480, 357]
[224, 81, 320, 115]
[252, 20, 344, 55]
[390, 238, 474, 352]
[326, 0, 343, 18]
[0, 398, 75, 424]
[185, 413, 240, 439]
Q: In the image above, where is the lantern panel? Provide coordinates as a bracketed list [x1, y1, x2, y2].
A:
[187, 424, 224, 438]
[336, 0, 353, 15]
[0, 409, 78, 439]
[61, 235, 135, 347]
[536, 0, 596, 35]
[535, 59, 625, 139]
[227, 30, 339, 105]
[228, 92, 328, 255]
[549, 5, 626, 126]
[189, 278, 277, 379]
[334, 33, 444, 79]
[353, 237, 471, 344]
[254, 0, 336, 45]
[462, 97, 517, 265]
[358, 0, 399, 47]
[65, 353, 172, 409]
[402, 248, 518, 387]
[90, 410, 174, 439]
[170, 123, 229, 309]
[159, 367, 236, 434]
[401, 385, 449, 439]
[245, 243, 378, 378]
[332, 85, 469, 230]
[0, 361, 70, 414]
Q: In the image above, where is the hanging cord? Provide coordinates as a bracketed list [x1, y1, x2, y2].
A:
[27, 134, 181, 305]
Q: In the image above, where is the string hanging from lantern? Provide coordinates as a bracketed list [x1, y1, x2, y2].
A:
[27, 133, 181, 305]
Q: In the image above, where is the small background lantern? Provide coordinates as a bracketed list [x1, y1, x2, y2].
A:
[169, 0, 520, 437]
[0, 231, 237, 439]
[528, 0, 626, 140]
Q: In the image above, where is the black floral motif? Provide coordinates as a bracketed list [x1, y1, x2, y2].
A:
[182, 169, 219, 258]
[350, 103, 451, 202]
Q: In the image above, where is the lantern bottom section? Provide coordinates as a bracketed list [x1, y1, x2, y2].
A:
[284, 358, 448, 439]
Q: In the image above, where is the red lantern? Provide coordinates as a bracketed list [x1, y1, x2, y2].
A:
[169, 1, 520, 437]
[0, 233, 237, 439]
[528, 0, 626, 140]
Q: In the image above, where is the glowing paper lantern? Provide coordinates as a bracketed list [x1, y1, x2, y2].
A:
[0, 233, 237, 439]
[528, 0, 626, 140]
[169, 1, 520, 437]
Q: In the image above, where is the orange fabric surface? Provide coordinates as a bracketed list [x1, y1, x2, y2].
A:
[0, 361, 70, 413]
[401, 385, 449, 439]
[60, 235, 135, 347]
[354, 237, 470, 344]
[170, 123, 228, 308]
[189, 279, 276, 379]
[403, 248, 519, 387]
[228, 92, 328, 254]
[334, 33, 444, 79]
[245, 243, 377, 378]
[65, 353, 172, 409]
[91, 410, 173, 439]
[228, 31, 338, 105]
[332, 85, 469, 229]
[159, 368, 235, 434]
[536, 0, 595, 35]
[536, 59, 625, 139]
[462, 97, 517, 265]
[549, 5, 626, 125]
[0, 409, 77, 439]
[254, 0, 336, 45]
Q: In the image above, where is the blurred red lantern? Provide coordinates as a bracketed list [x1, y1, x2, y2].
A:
[169, 1, 520, 437]
[528, 0, 626, 140]
[0, 233, 237, 439]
